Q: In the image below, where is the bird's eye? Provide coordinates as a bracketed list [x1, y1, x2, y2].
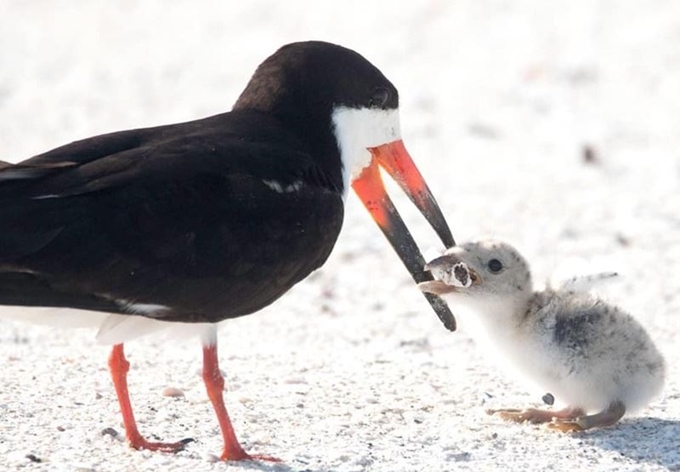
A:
[487, 258, 504, 273]
[369, 87, 390, 108]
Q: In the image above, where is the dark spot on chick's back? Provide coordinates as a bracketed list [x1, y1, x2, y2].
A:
[582, 144, 598, 164]
[646, 360, 663, 373]
[553, 310, 602, 351]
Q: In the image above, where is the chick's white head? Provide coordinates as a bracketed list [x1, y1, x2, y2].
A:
[420, 240, 534, 330]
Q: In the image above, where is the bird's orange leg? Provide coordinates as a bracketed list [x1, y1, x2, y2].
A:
[202, 342, 280, 462]
[108, 344, 189, 453]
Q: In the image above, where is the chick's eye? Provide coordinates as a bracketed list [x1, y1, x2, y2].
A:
[369, 87, 390, 108]
[487, 258, 504, 273]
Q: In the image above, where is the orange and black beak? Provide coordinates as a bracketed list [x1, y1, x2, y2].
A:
[352, 139, 457, 331]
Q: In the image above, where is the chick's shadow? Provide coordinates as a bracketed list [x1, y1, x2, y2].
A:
[581, 417, 680, 468]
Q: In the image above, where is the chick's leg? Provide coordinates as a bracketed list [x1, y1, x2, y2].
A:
[548, 401, 625, 432]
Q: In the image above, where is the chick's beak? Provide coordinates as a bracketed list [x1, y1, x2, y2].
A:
[417, 280, 458, 296]
[419, 255, 461, 295]
[351, 139, 456, 331]
[419, 253, 482, 295]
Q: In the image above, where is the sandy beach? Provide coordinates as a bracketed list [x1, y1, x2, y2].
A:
[1, 2, 679, 470]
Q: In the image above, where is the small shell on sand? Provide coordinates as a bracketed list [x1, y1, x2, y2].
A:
[162, 387, 185, 398]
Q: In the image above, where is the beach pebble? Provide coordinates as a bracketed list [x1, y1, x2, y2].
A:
[542, 393, 555, 405]
[101, 427, 119, 438]
[162, 386, 185, 398]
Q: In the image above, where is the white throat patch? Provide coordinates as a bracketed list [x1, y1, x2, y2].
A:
[331, 106, 402, 199]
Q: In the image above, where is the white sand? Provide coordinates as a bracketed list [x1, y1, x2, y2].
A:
[1, 1, 679, 471]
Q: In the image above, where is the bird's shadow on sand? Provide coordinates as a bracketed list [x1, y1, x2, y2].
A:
[230, 462, 292, 472]
[227, 459, 326, 472]
[578, 417, 680, 469]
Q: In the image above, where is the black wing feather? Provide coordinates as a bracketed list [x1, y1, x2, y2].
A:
[0, 111, 344, 322]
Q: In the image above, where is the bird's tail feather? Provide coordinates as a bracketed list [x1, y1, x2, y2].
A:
[0, 271, 123, 314]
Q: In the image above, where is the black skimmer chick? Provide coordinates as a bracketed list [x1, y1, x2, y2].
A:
[0, 41, 456, 461]
[420, 239, 665, 431]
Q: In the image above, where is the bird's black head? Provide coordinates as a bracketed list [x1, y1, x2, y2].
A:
[234, 41, 399, 118]
[234, 42, 402, 192]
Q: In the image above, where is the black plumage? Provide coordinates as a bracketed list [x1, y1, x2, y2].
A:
[0, 109, 344, 321]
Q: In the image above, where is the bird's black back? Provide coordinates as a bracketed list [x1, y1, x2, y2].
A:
[0, 111, 344, 322]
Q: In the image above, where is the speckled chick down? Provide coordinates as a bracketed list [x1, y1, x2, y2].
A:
[420, 239, 665, 417]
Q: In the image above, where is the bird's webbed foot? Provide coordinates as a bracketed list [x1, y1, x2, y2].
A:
[548, 401, 625, 432]
[487, 406, 585, 425]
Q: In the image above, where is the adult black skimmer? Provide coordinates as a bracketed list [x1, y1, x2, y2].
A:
[0, 41, 455, 461]
[420, 239, 665, 431]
